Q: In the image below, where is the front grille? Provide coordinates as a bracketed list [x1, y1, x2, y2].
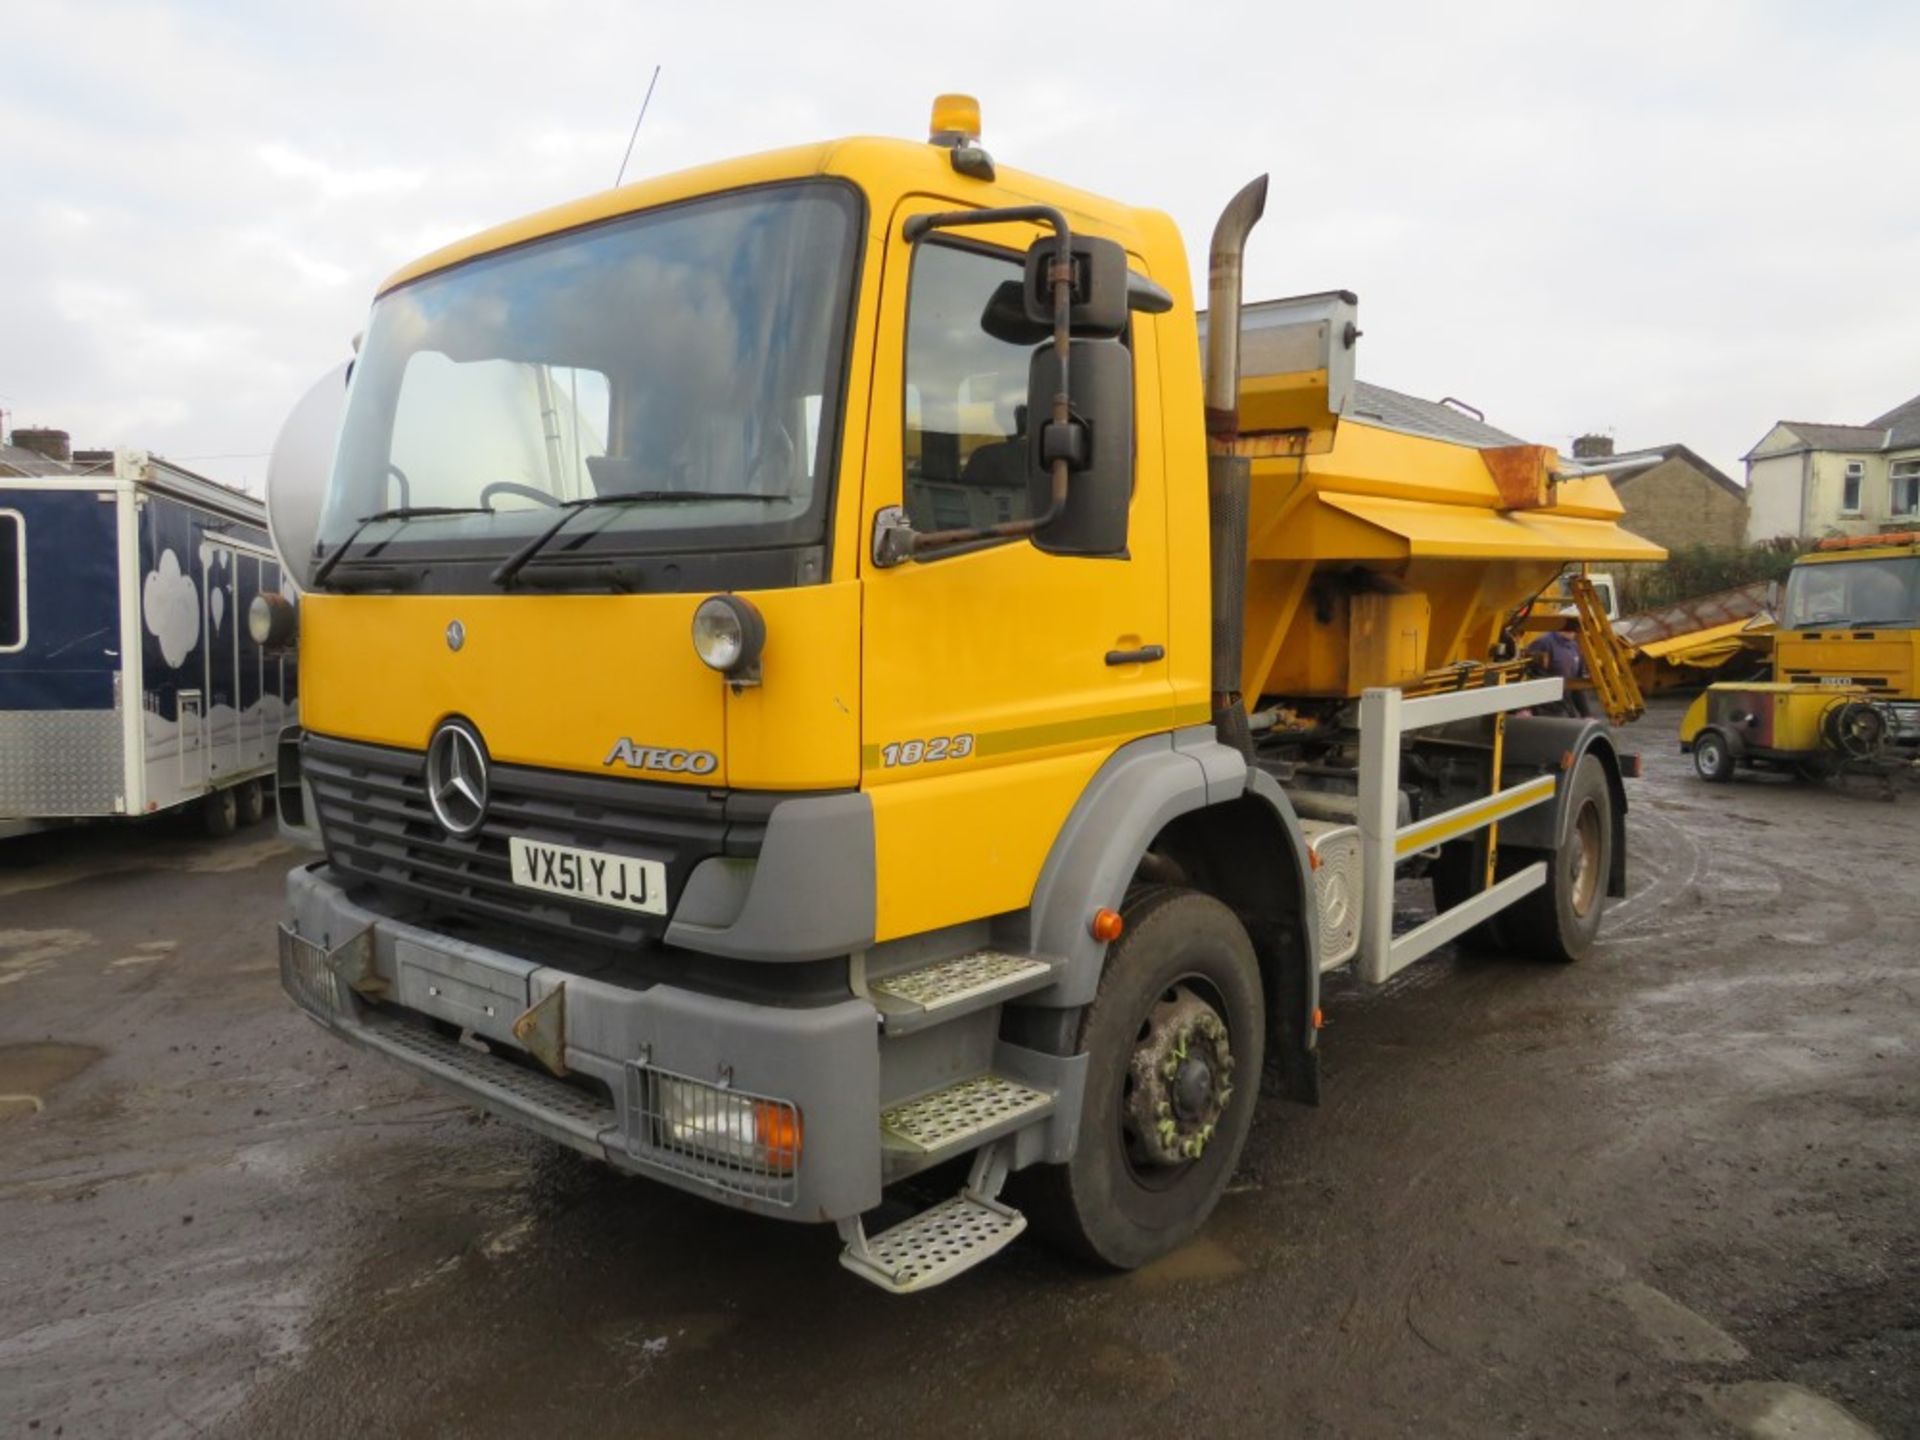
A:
[303, 734, 779, 951]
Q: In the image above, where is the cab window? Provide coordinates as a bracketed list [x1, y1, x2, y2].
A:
[902, 243, 1035, 534]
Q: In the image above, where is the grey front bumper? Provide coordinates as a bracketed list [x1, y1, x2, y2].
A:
[281, 862, 881, 1223]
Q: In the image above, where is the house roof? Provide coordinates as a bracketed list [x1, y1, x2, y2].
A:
[1604, 444, 1746, 501]
[1348, 381, 1526, 448]
[1867, 391, 1920, 450]
[1743, 393, 1920, 461]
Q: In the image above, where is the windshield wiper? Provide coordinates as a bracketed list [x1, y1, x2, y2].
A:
[1846, 618, 1916, 630]
[491, 490, 779, 589]
[311, 505, 495, 588]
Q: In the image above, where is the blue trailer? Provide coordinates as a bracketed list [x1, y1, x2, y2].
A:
[0, 448, 296, 839]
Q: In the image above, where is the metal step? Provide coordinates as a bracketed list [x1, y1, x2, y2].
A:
[839, 1192, 1027, 1294]
[881, 1072, 1054, 1160]
[867, 949, 1055, 1035]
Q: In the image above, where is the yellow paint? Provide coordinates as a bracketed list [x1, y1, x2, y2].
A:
[299, 592, 731, 782]
[868, 746, 1108, 941]
[726, 582, 862, 789]
[1774, 631, 1919, 700]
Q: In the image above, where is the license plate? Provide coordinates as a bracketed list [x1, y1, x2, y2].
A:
[508, 837, 667, 915]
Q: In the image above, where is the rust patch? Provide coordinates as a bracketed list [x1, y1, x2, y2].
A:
[1482, 444, 1557, 510]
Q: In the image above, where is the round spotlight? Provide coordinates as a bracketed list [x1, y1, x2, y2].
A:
[691, 595, 765, 684]
[248, 592, 299, 649]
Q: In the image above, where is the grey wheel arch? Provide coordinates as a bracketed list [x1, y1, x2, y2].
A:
[1024, 726, 1322, 1101]
[1499, 717, 1630, 900]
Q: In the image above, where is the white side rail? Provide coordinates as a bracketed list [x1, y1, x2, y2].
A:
[1355, 678, 1562, 984]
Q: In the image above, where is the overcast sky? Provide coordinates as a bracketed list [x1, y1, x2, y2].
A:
[3, 0, 1915, 493]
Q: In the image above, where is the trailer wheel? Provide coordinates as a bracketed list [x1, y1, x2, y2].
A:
[1020, 888, 1264, 1270]
[235, 780, 266, 827]
[1496, 754, 1613, 964]
[200, 788, 238, 838]
[1692, 729, 1736, 783]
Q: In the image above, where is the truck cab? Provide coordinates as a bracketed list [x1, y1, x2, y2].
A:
[1682, 533, 1920, 779]
[269, 99, 1661, 1291]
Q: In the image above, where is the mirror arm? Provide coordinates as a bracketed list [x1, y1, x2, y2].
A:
[882, 207, 1077, 563]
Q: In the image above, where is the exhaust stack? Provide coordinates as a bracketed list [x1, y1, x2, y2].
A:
[1204, 176, 1269, 758]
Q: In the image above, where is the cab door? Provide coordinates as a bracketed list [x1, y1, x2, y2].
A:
[858, 199, 1178, 942]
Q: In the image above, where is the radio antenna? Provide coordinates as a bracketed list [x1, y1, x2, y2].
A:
[614, 66, 663, 188]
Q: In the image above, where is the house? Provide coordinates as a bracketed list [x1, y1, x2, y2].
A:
[1568, 435, 1748, 551]
[1740, 392, 1920, 542]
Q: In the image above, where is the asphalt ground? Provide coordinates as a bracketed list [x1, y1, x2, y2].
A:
[2, 694, 1914, 1438]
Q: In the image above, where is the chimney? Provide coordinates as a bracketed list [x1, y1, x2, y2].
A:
[1572, 433, 1614, 460]
[11, 427, 72, 464]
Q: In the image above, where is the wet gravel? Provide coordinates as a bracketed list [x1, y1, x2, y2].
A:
[1, 695, 1913, 1438]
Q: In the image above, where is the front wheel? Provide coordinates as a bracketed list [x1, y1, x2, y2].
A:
[1693, 729, 1736, 783]
[1021, 888, 1265, 1269]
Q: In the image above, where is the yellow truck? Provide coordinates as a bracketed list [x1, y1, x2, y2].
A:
[260, 97, 1665, 1292]
[1681, 532, 1920, 781]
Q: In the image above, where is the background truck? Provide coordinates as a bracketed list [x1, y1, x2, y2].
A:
[1, 440, 297, 840]
[1682, 531, 1920, 782]
[263, 95, 1664, 1293]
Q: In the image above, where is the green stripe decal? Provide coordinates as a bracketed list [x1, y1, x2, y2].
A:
[861, 701, 1212, 770]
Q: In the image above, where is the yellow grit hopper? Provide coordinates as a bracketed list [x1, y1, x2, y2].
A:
[1212, 298, 1664, 701]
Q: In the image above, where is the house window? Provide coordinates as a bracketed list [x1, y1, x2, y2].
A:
[1842, 460, 1865, 514]
[1892, 459, 1920, 519]
[0, 510, 23, 652]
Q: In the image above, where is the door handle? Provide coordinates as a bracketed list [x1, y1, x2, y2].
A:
[1105, 644, 1166, 667]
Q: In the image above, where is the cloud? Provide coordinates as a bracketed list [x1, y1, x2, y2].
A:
[0, 0, 1915, 496]
[143, 549, 199, 669]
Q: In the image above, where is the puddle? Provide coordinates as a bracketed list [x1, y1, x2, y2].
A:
[0, 1041, 104, 1121]
[1126, 1233, 1247, 1287]
[1697, 1381, 1881, 1440]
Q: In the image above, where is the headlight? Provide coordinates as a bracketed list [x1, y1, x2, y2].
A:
[248, 592, 298, 649]
[652, 1074, 800, 1175]
[691, 594, 765, 684]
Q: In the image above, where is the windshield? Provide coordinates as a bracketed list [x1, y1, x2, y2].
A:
[321, 181, 860, 584]
[1782, 555, 1920, 628]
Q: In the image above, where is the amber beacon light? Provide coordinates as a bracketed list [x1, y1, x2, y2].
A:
[929, 93, 982, 144]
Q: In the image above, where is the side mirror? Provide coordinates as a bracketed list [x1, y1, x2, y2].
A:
[1028, 339, 1132, 556]
[265, 364, 350, 591]
[1022, 234, 1128, 338]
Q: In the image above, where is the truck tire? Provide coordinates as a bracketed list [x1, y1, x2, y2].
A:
[1692, 729, 1736, 783]
[1020, 888, 1265, 1270]
[1493, 754, 1613, 964]
[235, 779, 267, 827]
[200, 788, 238, 838]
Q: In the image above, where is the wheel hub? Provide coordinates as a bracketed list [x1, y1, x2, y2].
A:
[1124, 985, 1235, 1167]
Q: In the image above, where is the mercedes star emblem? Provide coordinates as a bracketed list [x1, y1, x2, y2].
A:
[424, 721, 489, 838]
[446, 620, 466, 652]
